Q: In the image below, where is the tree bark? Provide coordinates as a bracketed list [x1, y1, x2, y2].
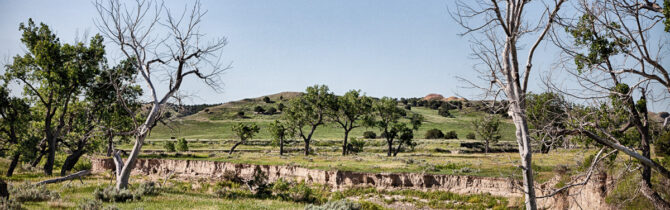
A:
[44, 126, 55, 176]
[31, 149, 45, 167]
[386, 139, 393, 157]
[393, 140, 404, 157]
[60, 150, 84, 176]
[510, 103, 537, 210]
[279, 137, 284, 156]
[342, 130, 349, 156]
[229, 141, 244, 155]
[36, 170, 90, 185]
[304, 140, 310, 156]
[6, 153, 20, 177]
[485, 140, 489, 154]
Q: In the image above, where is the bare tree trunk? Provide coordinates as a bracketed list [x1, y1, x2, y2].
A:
[44, 128, 55, 176]
[6, 153, 20, 177]
[386, 139, 393, 157]
[510, 103, 537, 210]
[31, 149, 44, 167]
[485, 140, 489, 154]
[304, 140, 310, 156]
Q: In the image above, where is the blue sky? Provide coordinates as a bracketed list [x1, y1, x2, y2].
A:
[1, 0, 668, 111]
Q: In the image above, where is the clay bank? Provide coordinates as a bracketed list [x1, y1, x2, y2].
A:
[91, 157, 613, 209]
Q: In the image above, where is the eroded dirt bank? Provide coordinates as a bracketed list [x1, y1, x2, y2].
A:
[91, 157, 612, 209]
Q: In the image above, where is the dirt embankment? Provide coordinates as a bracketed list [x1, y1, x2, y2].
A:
[91, 157, 612, 209]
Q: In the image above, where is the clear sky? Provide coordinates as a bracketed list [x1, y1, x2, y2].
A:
[1, 0, 668, 111]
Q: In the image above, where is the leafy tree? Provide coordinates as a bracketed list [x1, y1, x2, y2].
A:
[327, 90, 373, 155]
[284, 85, 335, 156]
[164, 141, 176, 152]
[230, 123, 260, 154]
[176, 138, 188, 152]
[277, 103, 285, 112]
[263, 96, 272, 103]
[266, 107, 277, 115]
[472, 115, 502, 154]
[269, 120, 293, 156]
[371, 97, 417, 156]
[0, 85, 34, 177]
[4, 19, 105, 175]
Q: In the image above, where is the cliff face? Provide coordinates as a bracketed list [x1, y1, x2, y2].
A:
[91, 157, 612, 210]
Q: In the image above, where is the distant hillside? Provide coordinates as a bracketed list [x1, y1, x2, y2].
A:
[421, 93, 467, 102]
[183, 91, 302, 121]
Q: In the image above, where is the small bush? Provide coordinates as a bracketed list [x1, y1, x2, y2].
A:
[404, 105, 412, 110]
[0, 197, 21, 210]
[254, 106, 265, 113]
[288, 181, 312, 202]
[362, 131, 376, 139]
[438, 107, 453, 118]
[305, 199, 361, 210]
[237, 111, 245, 117]
[348, 137, 365, 154]
[73, 157, 93, 171]
[266, 107, 277, 115]
[10, 183, 59, 202]
[78, 198, 102, 210]
[176, 138, 188, 152]
[655, 132, 670, 157]
[215, 188, 250, 199]
[425, 129, 444, 139]
[466, 132, 476, 139]
[277, 103, 285, 111]
[93, 186, 137, 202]
[271, 179, 291, 200]
[136, 181, 159, 196]
[163, 141, 176, 152]
[444, 131, 458, 139]
[263, 96, 271, 103]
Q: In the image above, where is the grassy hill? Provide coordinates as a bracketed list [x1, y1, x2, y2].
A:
[146, 92, 516, 141]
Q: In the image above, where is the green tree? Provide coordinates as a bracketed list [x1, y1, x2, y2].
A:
[176, 138, 189, 152]
[328, 90, 373, 155]
[164, 141, 176, 152]
[230, 123, 260, 154]
[284, 85, 335, 156]
[371, 97, 412, 156]
[472, 115, 502, 154]
[4, 19, 105, 175]
[269, 120, 293, 156]
[0, 85, 34, 177]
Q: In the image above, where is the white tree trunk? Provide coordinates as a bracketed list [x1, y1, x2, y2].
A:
[509, 103, 537, 209]
[114, 104, 160, 189]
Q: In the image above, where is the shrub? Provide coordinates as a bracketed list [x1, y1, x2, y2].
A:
[0, 197, 21, 210]
[176, 138, 188, 152]
[444, 131, 458, 139]
[655, 132, 670, 157]
[10, 183, 59, 202]
[404, 105, 411, 110]
[362, 131, 376, 139]
[254, 106, 265, 113]
[288, 181, 313, 202]
[277, 103, 285, 111]
[466, 132, 476, 139]
[237, 111, 245, 117]
[266, 107, 277, 115]
[93, 186, 137, 202]
[438, 107, 453, 118]
[425, 129, 444, 139]
[73, 157, 93, 171]
[348, 137, 365, 154]
[263, 96, 271, 103]
[78, 198, 102, 210]
[136, 181, 159, 196]
[305, 199, 361, 210]
[163, 141, 175, 152]
[271, 179, 291, 200]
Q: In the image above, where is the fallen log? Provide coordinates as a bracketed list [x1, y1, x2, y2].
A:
[35, 170, 91, 185]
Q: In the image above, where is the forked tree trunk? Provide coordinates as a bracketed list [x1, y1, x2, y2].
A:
[114, 105, 159, 190]
[304, 140, 310, 156]
[386, 139, 393, 157]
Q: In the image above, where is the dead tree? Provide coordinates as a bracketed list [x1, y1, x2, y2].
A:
[95, 0, 228, 189]
[451, 0, 566, 208]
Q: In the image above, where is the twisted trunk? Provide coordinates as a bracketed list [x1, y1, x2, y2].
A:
[60, 150, 84, 176]
[229, 141, 244, 155]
